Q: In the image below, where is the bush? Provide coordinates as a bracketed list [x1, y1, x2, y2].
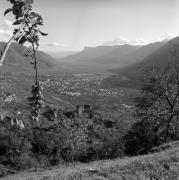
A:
[0, 164, 16, 177]
[0, 124, 32, 168]
[13, 153, 39, 170]
[123, 118, 165, 156]
[31, 127, 63, 166]
[59, 116, 124, 162]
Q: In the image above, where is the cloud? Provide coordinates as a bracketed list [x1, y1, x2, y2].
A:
[158, 32, 176, 42]
[40, 42, 74, 52]
[46, 42, 68, 47]
[102, 37, 147, 46]
[102, 37, 129, 46]
[0, 19, 13, 30]
[129, 39, 148, 45]
[0, 29, 12, 36]
[102, 33, 177, 47]
[0, 28, 12, 42]
[4, 19, 13, 29]
[0, 19, 13, 42]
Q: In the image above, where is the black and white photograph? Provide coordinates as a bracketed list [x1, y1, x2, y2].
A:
[0, 0, 179, 179]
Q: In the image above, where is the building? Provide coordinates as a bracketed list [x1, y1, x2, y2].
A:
[76, 105, 92, 117]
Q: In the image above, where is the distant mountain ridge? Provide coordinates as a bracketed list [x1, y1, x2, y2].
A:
[47, 51, 78, 59]
[0, 38, 171, 75]
[103, 37, 179, 88]
[58, 41, 166, 73]
[0, 42, 69, 74]
[61, 44, 141, 65]
[111, 37, 179, 75]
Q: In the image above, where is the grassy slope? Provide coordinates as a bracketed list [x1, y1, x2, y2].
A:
[2, 141, 179, 180]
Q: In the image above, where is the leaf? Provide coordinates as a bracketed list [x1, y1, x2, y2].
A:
[19, 36, 27, 45]
[39, 31, 48, 36]
[13, 29, 19, 35]
[13, 19, 24, 25]
[4, 8, 13, 16]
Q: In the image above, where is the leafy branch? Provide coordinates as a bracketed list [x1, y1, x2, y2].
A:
[0, 0, 48, 66]
[1, 0, 48, 124]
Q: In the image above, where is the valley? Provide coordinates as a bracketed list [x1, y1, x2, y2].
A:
[0, 72, 139, 111]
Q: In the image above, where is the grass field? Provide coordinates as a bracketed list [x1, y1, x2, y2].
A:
[2, 141, 179, 180]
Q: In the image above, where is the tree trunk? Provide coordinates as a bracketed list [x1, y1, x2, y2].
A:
[0, 24, 24, 66]
[165, 115, 173, 142]
[0, 34, 16, 66]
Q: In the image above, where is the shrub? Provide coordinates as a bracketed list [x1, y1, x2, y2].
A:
[59, 115, 124, 162]
[31, 126, 63, 166]
[13, 153, 38, 170]
[0, 125, 32, 168]
[123, 119, 161, 155]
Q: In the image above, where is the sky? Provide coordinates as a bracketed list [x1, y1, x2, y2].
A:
[0, 0, 179, 51]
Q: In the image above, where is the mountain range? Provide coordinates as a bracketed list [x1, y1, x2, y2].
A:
[47, 51, 78, 59]
[0, 42, 69, 74]
[57, 41, 166, 73]
[0, 36, 177, 75]
[111, 37, 179, 75]
[103, 37, 179, 88]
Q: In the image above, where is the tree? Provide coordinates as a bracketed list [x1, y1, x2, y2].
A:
[1, 0, 48, 123]
[124, 63, 179, 155]
[139, 64, 179, 141]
